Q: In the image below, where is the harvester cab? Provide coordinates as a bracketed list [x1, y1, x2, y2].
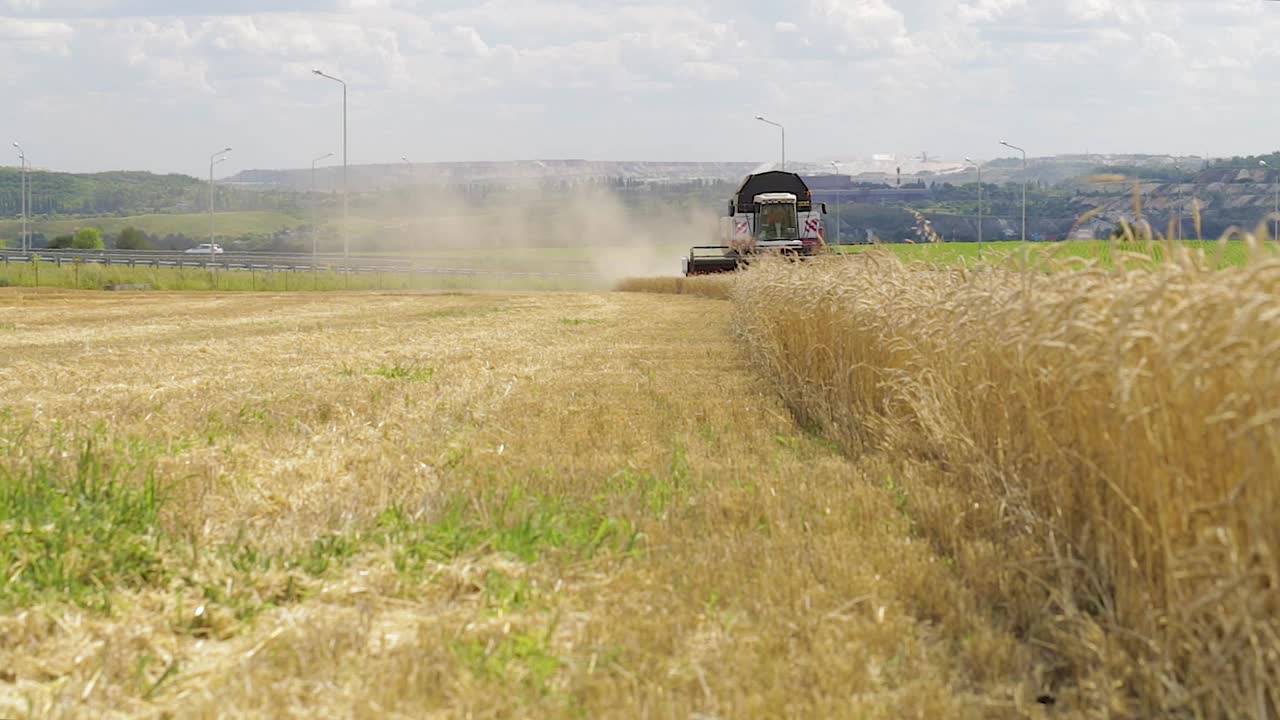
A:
[684, 170, 825, 276]
[752, 192, 803, 246]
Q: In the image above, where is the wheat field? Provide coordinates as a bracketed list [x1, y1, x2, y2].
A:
[0, 288, 1078, 718]
[5, 232, 1275, 717]
[728, 248, 1280, 718]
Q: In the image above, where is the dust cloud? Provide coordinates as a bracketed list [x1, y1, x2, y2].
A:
[354, 183, 721, 282]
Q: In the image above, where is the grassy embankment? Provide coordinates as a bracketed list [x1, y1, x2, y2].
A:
[682, 243, 1277, 717]
[0, 237, 1267, 295]
[0, 261, 595, 292]
[0, 204, 696, 273]
[0, 290, 1059, 717]
[0, 233, 687, 291]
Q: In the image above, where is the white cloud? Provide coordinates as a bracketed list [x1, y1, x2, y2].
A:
[957, 0, 1023, 23]
[809, 0, 913, 56]
[448, 26, 491, 58]
[1, 0, 1280, 174]
[0, 17, 74, 54]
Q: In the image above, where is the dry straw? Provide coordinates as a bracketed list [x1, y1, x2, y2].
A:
[731, 237, 1280, 717]
[615, 274, 734, 299]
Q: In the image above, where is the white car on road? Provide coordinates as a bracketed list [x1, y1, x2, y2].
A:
[184, 243, 225, 255]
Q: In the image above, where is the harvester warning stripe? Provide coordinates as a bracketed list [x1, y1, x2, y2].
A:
[804, 218, 820, 233]
[735, 221, 750, 237]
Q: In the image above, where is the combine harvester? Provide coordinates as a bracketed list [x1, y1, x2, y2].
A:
[683, 170, 828, 276]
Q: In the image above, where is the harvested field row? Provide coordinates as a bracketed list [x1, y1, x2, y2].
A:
[730, 252, 1280, 718]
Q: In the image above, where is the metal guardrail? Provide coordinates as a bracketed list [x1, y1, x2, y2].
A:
[0, 249, 602, 279]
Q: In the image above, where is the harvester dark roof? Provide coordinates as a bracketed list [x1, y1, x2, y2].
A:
[734, 171, 813, 212]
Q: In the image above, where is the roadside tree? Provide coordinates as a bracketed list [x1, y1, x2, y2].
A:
[72, 227, 105, 250]
[115, 226, 152, 250]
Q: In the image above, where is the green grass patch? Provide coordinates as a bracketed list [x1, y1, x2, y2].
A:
[168, 489, 641, 630]
[297, 533, 361, 576]
[338, 362, 436, 383]
[0, 441, 165, 610]
[379, 489, 641, 582]
[483, 570, 536, 613]
[832, 238, 1280, 269]
[368, 363, 436, 383]
[190, 488, 640, 597]
[0, 428, 638, 618]
[452, 628, 563, 695]
[604, 441, 693, 517]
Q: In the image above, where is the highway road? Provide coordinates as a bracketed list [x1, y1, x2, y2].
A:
[0, 248, 601, 279]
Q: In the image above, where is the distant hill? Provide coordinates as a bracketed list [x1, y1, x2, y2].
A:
[228, 160, 763, 193]
[5, 154, 1278, 247]
[0, 169, 202, 217]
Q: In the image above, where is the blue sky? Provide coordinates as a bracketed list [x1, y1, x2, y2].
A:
[2, 0, 1279, 175]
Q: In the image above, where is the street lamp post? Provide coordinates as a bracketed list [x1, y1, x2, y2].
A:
[1172, 163, 1184, 241]
[401, 156, 414, 198]
[1262, 160, 1278, 240]
[25, 155, 32, 252]
[1000, 140, 1028, 242]
[965, 157, 983, 256]
[311, 151, 334, 266]
[755, 116, 785, 170]
[25, 154, 32, 252]
[209, 147, 232, 247]
[313, 69, 348, 267]
[829, 161, 841, 245]
[12, 143, 26, 253]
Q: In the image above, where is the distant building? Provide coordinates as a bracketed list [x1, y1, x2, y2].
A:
[802, 175, 932, 205]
